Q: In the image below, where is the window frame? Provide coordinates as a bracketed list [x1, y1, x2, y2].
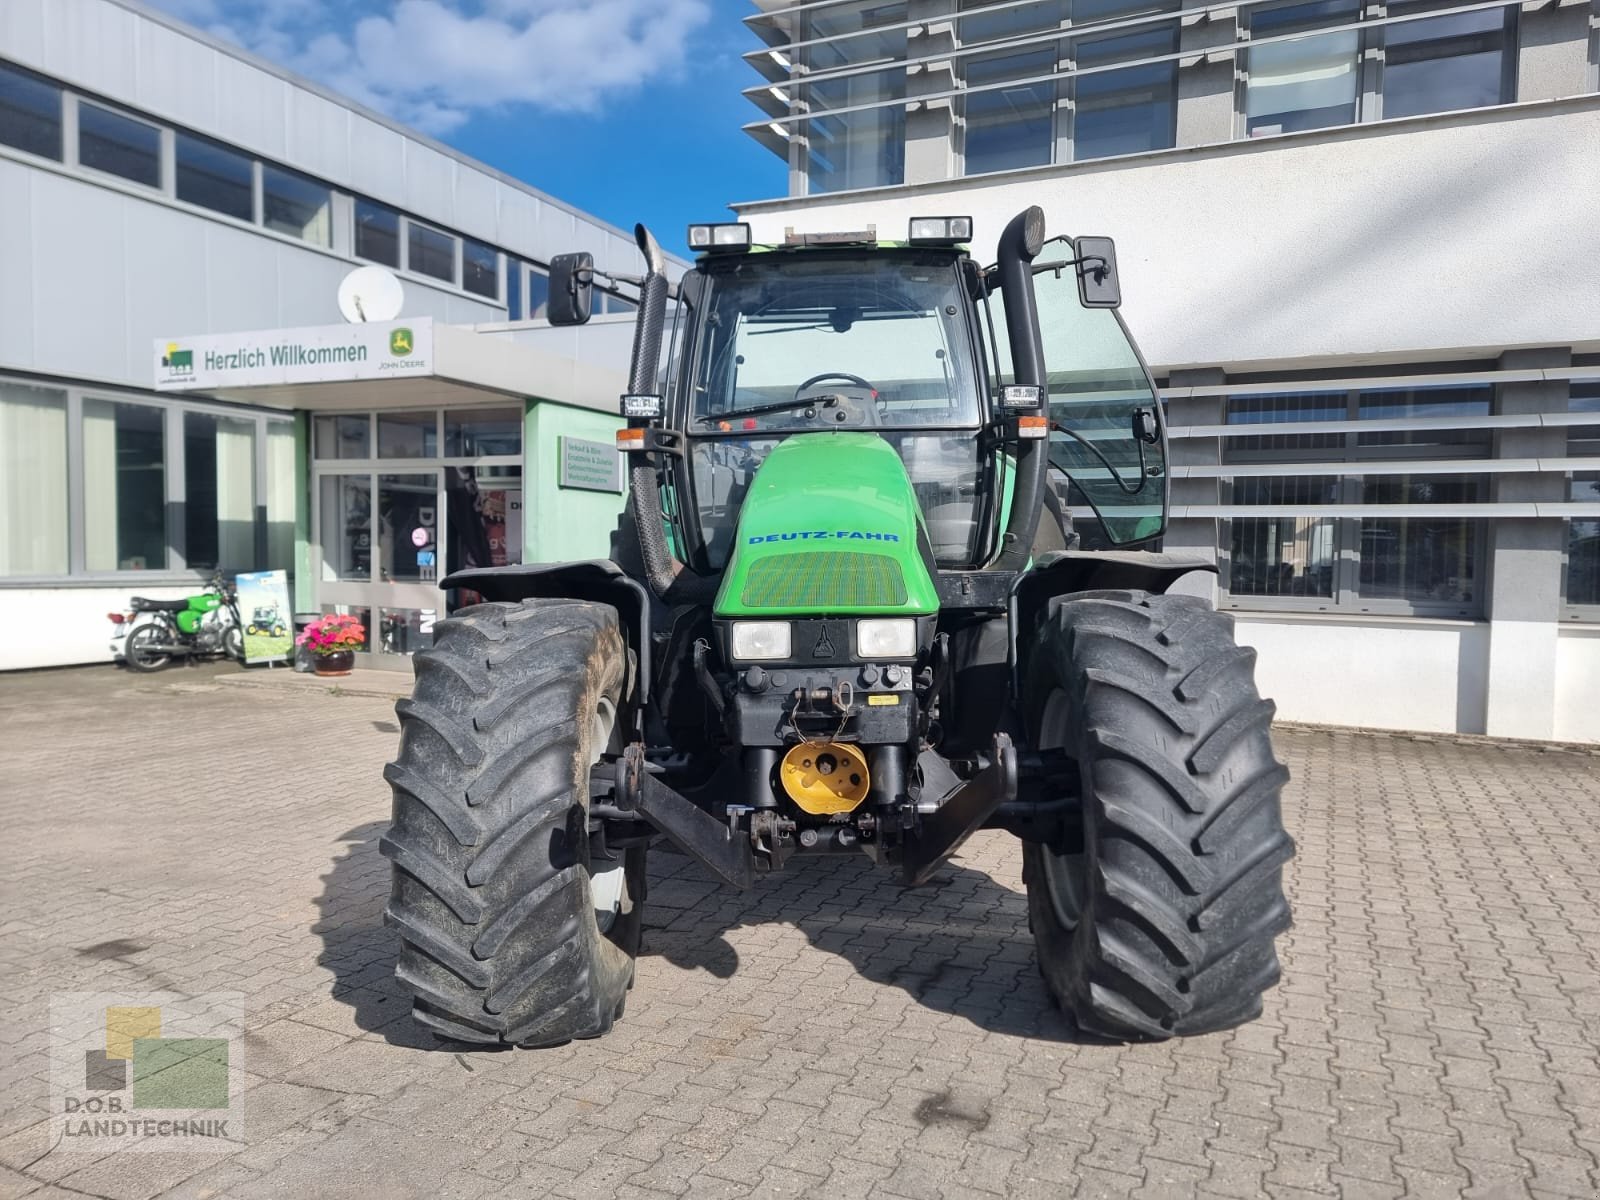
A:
[1217, 386, 1493, 619]
[75, 96, 165, 190]
[405, 218, 460, 286]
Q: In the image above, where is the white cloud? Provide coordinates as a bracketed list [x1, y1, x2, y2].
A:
[148, 0, 713, 135]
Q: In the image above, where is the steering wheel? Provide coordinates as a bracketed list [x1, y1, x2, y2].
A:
[793, 372, 881, 427]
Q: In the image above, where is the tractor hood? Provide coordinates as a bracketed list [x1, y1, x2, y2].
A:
[714, 432, 939, 617]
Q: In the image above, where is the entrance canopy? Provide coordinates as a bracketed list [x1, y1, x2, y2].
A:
[152, 317, 628, 413]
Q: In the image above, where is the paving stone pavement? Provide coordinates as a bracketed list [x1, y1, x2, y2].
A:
[1, 664, 1599, 1199]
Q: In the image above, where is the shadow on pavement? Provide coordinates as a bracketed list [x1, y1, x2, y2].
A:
[312, 821, 1080, 1048]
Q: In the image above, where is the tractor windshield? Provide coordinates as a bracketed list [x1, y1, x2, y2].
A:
[677, 251, 994, 571]
[687, 252, 984, 430]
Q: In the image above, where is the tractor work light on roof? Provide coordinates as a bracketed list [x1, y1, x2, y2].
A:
[908, 216, 973, 245]
[687, 223, 752, 252]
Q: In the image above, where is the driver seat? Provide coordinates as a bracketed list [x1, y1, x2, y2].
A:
[130, 597, 189, 613]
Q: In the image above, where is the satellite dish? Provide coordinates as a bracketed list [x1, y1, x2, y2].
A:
[337, 266, 404, 323]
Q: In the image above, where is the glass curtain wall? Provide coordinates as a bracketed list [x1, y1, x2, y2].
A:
[804, 2, 908, 193]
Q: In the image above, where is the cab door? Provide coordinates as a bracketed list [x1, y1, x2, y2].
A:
[1031, 238, 1167, 545]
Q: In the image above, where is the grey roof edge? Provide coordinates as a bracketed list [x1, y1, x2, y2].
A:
[101, 0, 689, 266]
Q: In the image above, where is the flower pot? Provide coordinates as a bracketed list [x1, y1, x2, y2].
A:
[314, 649, 355, 677]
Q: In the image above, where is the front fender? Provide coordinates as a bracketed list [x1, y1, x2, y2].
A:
[442, 560, 653, 704]
[1008, 550, 1219, 695]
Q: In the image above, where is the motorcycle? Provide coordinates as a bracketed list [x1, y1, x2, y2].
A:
[109, 572, 244, 672]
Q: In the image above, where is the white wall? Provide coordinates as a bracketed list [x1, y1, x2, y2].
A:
[734, 100, 1600, 373]
[0, 159, 505, 390]
[0, 0, 643, 279]
[0, 585, 198, 670]
[1233, 614, 1491, 735]
[1553, 627, 1600, 744]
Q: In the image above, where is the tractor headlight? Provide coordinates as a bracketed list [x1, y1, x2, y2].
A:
[856, 619, 917, 659]
[730, 621, 791, 661]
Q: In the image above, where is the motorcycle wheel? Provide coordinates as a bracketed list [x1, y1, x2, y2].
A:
[224, 626, 244, 662]
[124, 625, 172, 673]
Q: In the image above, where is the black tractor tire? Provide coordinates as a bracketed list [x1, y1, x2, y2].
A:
[123, 623, 171, 672]
[382, 599, 645, 1047]
[1021, 590, 1293, 1039]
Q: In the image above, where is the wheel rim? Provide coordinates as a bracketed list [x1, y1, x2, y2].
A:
[128, 627, 168, 667]
[588, 696, 626, 934]
[1038, 688, 1087, 933]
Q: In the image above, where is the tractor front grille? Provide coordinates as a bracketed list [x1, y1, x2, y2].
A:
[741, 552, 908, 609]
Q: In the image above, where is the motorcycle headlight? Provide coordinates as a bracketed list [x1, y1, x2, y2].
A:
[857, 618, 917, 659]
[730, 621, 791, 661]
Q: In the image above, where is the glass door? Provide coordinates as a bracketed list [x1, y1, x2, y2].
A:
[316, 469, 445, 664]
[311, 407, 524, 665]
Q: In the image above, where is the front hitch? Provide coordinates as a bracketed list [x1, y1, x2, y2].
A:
[605, 744, 755, 890]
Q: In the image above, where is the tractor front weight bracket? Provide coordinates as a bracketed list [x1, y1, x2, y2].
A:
[900, 734, 1018, 887]
[609, 744, 755, 890]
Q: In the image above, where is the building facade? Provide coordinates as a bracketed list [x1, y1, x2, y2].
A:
[0, 0, 653, 670]
[733, 0, 1600, 741]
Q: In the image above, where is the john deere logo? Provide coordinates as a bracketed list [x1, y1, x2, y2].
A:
[389, 328, 414, 357]
[161, 343, 193, 374]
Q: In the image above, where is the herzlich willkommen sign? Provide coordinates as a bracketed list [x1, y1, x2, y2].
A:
[154, 319, 433, 390]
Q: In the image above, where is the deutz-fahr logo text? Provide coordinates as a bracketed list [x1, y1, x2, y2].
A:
[747, 530, 901, 545]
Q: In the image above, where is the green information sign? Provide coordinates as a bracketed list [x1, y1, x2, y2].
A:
[558, 436, 622, 493]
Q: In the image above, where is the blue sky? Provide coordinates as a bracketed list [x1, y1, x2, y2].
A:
[144, 0, 787, 257]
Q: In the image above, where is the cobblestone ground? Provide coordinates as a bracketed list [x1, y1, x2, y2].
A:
[1, 665, 1599, 1199]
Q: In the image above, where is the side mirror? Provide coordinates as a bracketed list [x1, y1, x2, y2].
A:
[548, 252, 594, 325]
[1073, 236, 1121, 309]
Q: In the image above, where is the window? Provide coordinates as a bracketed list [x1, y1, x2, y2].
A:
[600, 293, 637, 315]
[175, 133, 253, 221]
[1566, 389, 1600, 613]
[83, 399, 167, 571]
[355, 199, 401, 267]
[408, 221, 457, 283]
[0, 382, 68, 576]
[1381, 3, 1514, 120]
[803, 2, 908, 193]
[528, 266, 551, 319]
[964, 48, 1058, 175]
[0, 61, 62, 160]
[378, 411, 437, 458]
[1246, 0, 1360, 136]
[314, 414, 371, 459]
[183, 412, 257, 570]
[265, 422, 295, 574]
[506, 258, 525, 320]
[78, 101, 161, 188]
[463, 238, 498, 299]
[959, 1, 1061, 175]
[1222, 387, 1491, 614]
[319, 476, 371, 582]
[1074, 29, 1178, 160]
[446, 408, 522, 457]
[262, 166, 331, 246]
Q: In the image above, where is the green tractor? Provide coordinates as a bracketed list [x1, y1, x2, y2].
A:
[382, 210, 1293, 1048]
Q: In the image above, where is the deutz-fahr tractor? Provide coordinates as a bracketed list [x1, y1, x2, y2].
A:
[382, 209, 1294, 1048]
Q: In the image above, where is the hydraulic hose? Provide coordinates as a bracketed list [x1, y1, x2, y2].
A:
[991, 206, 1049, 572]
[625, 224, 717, 603]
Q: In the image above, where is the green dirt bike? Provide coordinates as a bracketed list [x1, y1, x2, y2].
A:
[109, 572, 243, 672]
